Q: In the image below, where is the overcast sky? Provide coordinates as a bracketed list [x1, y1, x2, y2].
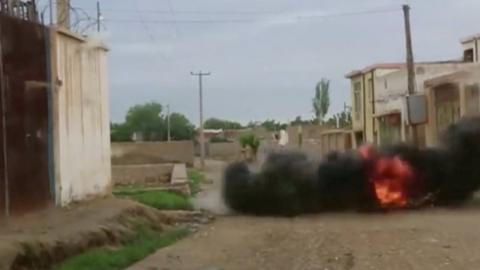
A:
[41, 0, 480, 125]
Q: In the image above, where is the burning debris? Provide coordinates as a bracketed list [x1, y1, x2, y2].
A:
[222, 117, 480, 216]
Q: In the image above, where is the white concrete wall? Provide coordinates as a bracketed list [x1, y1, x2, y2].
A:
[52, 29, 111, 206]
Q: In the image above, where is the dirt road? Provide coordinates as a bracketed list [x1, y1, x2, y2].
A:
[129, 160, 480, 270]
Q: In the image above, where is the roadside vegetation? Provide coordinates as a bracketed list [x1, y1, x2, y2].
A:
[55, 170, 206, 270]
[115, 190, 193, 210]
[240, 133, 261, 161]
[187, 168, 205, 195]
[54, 226, 189, 270]
[113, 168, 205, 210]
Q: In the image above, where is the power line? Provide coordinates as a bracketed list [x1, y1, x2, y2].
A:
[84, 7, 282, 15]
[165, 0, 180, 38]
[297, 6, 401, 20]
[85, 4, 401, 16]
[133, 1, 165, 57]
[104, 7, 401, 24]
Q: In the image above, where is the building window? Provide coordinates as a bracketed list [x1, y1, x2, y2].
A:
[353, 82, 362, 121]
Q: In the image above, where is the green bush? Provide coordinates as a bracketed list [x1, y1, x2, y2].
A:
[187, 169, 205, 195]
[239, 134, 261, 155]
[115, 190, 193, 210]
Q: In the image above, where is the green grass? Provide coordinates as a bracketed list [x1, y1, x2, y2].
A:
[115, 190, 193, 210]
[113, 168, 204, 209]
[187, 169, 205, 195]
[54, 227, 190, 270]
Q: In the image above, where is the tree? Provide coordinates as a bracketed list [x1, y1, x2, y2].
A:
[291, 116, 303, 126]
[260, 119, 281, 131]
[247, 121, 259, 128]
[169, 113, 195, 140]
[125, 102, 164, 141]
[313, 79, 330, 124]
[110, 102, 196, 142]
[204, 118, 243, 130]
[110, 122, 132, 142]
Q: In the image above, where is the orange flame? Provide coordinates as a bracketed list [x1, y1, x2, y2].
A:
[371, 156, 414, 209]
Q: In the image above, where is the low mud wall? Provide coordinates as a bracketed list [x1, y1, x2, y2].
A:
[112, 164, 173, 187]
[111, 141, 194, 167]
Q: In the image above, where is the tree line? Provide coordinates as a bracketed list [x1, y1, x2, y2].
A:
[111, 102, 195, 142]
[111, 80, 351, 142]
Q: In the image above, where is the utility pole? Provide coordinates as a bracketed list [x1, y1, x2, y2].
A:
[167, 104, 171, 142]
[403, 4, 418, 146]
[96, 1, 101, 32]
[191, 71, 211, 170]
[49, 0, 54, 25]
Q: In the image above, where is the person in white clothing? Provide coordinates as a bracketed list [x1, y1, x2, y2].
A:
[278, 128, 289, 148]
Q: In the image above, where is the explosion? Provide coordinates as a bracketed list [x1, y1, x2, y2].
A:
[222, 117, 480, 216]
[359, 145, 414, 208]
[370, 155, 412, 208]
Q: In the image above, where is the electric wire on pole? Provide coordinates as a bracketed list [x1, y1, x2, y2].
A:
[191, 71, 211, 170]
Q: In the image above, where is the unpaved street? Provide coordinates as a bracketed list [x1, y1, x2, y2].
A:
[129, 161, 480, 270]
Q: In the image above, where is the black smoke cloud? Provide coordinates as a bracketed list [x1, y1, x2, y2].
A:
[222, 117, 480, 216]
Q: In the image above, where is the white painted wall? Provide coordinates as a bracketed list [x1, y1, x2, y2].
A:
[52, 29, 111, 206]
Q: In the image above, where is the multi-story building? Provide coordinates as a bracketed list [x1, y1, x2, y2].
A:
[346, 40, 479, 148]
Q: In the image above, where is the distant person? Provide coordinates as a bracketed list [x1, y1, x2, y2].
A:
[278, 128, 289, 148]
[273, 133, 280, 144]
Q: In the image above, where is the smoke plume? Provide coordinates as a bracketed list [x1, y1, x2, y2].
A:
[223, 117, 480, 216]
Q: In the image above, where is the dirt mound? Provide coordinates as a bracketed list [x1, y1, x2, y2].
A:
[0, 198, 178, 270]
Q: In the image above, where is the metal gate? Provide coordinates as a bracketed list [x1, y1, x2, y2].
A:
[0, 14, 51, 216]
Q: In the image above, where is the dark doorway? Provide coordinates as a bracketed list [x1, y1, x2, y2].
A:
[464, 48, 474, 62]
